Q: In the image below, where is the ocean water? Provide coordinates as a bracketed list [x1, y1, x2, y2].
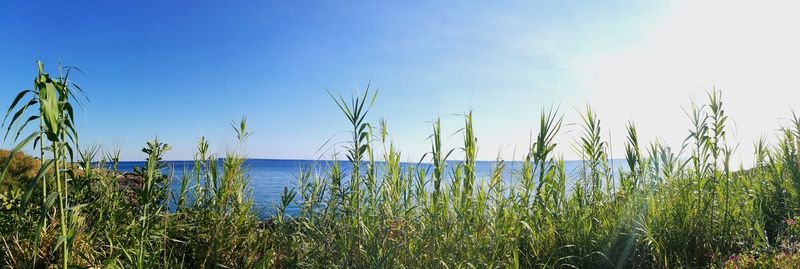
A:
[112, 159, 625, 217]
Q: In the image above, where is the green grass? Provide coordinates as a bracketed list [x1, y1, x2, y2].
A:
[2, 61, 800, 268]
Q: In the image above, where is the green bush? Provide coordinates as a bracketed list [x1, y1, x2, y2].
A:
[0, 149, 40, 188]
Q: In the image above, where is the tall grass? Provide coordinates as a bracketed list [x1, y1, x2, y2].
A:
[3, 62, 800, 268]
[2, 61, 85, 268]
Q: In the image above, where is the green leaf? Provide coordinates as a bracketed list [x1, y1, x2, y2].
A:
[10, 115, 39, 142]
[3, 99, 37, 142]
[20, 158, 54, 208]
[3, 89, 32, 125]
[41, 81, 60, 141]
[67, 203, 88, 212]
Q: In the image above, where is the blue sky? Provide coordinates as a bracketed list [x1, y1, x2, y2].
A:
[2, 1, 797, 163]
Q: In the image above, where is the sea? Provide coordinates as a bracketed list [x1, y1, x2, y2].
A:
[111, 159, 625, 217]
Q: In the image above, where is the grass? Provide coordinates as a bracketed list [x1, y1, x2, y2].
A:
[2, 61, 800, 268]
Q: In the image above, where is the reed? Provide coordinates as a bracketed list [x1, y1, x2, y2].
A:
[2, 61, 85, 268]
[3, 62, 800, 268]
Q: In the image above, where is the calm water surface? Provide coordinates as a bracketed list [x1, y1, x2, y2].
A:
[112, 159, 624, 217]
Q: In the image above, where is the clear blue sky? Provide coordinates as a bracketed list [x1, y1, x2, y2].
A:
[2, 1, 794, 164]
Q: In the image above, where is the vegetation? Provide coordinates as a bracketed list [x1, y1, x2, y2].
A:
[2, 62, 800, 268]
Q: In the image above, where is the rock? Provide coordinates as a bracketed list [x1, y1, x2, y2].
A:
[117, 172, 144, 203]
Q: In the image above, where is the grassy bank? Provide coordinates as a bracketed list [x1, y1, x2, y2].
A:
[3, 62, 800, 268]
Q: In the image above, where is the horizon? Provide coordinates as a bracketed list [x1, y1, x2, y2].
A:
[108, 157, 627, 163]
[3, 0, 799, 166]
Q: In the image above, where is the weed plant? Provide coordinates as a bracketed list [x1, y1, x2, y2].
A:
[2, 62, 800, 268]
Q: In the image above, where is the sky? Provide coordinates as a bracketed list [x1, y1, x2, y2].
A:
[0, 0, 798, 165]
